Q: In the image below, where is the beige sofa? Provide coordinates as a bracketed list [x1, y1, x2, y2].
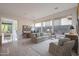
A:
[49, 40, 75, 56]
[31, 33, 51, 43]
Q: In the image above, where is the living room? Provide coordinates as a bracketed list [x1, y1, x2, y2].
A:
[0, 3, 79, 56]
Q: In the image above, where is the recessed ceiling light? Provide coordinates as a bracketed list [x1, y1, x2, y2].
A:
[24, 13, 27, 15]
[32, 16, 36, 18]
[54, 7, 58, 10]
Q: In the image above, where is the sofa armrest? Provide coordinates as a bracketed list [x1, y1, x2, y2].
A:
[49, 42, 65, 55]
[49, 42, 62, 49]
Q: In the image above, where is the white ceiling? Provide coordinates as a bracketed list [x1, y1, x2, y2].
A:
[0, 3, 77, 20]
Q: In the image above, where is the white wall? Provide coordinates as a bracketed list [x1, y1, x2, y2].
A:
[12, 20, 18, 41]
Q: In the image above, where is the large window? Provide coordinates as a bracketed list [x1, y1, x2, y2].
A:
[1, 23, 12, 33]
[61, 18, 72, 25]
[34, 23, 42, 33]
[31, 16, 72, 34]
[42, 21, 52, 33]
[54, 19, 61, 26]
[53, 17, 72, 34]
[42, 21, 52, 27]
[35, 23, 41, 27]
[53, 17, 72, 26]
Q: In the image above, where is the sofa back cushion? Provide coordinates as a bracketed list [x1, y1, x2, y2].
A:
[64, 40, 75, 48]
[58, 38, 70, 46]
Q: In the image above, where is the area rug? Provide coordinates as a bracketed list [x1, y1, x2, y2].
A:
[32, 39, 59, 56]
